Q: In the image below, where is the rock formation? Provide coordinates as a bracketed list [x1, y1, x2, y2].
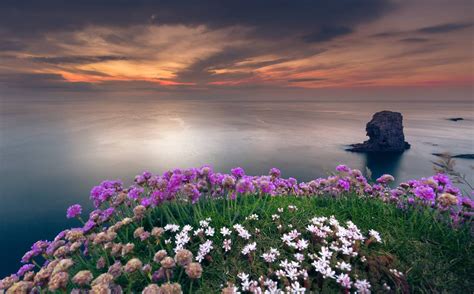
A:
[348, 111, 410, 152]
[447, 117, 464, 122]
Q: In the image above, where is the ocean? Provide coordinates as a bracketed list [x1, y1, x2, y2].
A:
[0, 96, 473, 275]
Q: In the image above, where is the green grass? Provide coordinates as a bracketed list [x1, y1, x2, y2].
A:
[143, 194, 473, 293]
[65, 193, 473, 293]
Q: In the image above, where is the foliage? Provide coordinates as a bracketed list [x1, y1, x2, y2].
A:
[1, 165, 473, 293]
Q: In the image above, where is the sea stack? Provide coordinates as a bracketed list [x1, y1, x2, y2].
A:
[348, 110, 410, 152]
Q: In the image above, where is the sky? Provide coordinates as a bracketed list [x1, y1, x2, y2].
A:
[0, 0, 472, 97]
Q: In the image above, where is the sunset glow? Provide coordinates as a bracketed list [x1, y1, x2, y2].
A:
[0, 1, 472, 92]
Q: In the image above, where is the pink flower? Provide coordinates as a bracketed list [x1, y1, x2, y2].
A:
[66, 204, 82, 219]
[336, 165, 350, 173]
[231, 167, 245, 178]
[376, 174, 395, 185]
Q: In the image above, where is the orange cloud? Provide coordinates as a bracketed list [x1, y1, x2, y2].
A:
[1, 19, 472, 90]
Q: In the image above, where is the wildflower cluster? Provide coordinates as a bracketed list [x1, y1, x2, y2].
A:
[0, 202, 405, 293]
[0, 165, 472, 293]
[87, 165, 471, 225]
[218, 209, 406, 293]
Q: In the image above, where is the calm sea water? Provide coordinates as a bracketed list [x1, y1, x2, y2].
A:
[0, 97, 473, 275]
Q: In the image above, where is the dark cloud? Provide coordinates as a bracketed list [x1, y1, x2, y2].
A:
[0, 1, 395, 90]
[399, 37, 430, 43]
[30, 55, 129, 65]
[1, 1, 471, 92]
[0, 40, 27, 51]
[288, 78, 327, 82]
[386, 43, 446, 59]
[233, 58, 295, 69]
[373, 22, 473, 39]
[417, 22, 472, 34]
[176, 47, 253, 83]
[0, 73, 91, 90]
[303, 26, 353, 43]
[0, 72, 194, 93]
[371, 31, 403, 38]
[176, 44, 324, 85]
[0, 0, 393, 39]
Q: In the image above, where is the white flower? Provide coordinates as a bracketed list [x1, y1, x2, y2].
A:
[306, 224, 317, 233]
[308, 253, 318, 260]
[389, 268, 403, 277]
[270, 248, 280, 255]
[279, 259, 301, 277]
[238, 272, 249, 281]
[296, 239, 309, 251]
[151, 215, 391, 293]
[285, 267, 299, 281]
[245, 214, 259, 221]
[193, 228, 204, 236]
[340, 245, 354, 256]
[199, 220, 210, 228]
[336, 273, 352, 288]
[239, 230, 251, 240]
[354, 279, 371, 294]
[237, 272, 255, 291]
[369, 229, 382, 243]
[310, 216, 327, 225]
[220, 227, 231, 236]
[329, 216, 339, 226]
[289, 281, 306, 293]
[262, 252, 277, 263]
[233, 224, 251, 240]
[174, 229, 191, 252]
[233, 224, 243, 230]
[321, 225, 332, 233]
[242, 242, 257, 255]
[312, 259, 328, 273]
[262, 248, 280, 263]
[336, 261, 352, 271]
[282, 234, 293, 244]
[223, 239, 232, 252]
[320, 246, 333, 260]
[264, 278, 278, 291]
[275, 269, 286, 278]
[294, 253, 305, 262]
[282, 230, 300, 246]
[279, 259, 291, 269]
[241, 279, 258, 292]
[290, 260, 301, 268]
[196, 240, 213, 263]
[329, 243, 340, 252]
[182, 225, 193, 232]
[205, 227, 215, 237]
[164, 224, 180, 232]
[321, 267, 335, 279]
[277, 208, 284, 213]
[288, 230, 301, 239]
